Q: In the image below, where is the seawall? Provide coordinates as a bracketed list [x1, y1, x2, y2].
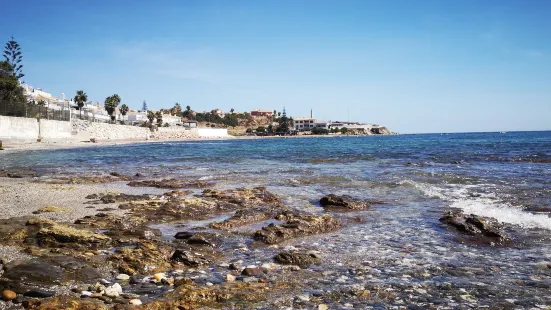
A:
[0, 116, 72, 141]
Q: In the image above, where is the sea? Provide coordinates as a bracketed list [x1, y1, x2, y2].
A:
[2, 131, 551, 307]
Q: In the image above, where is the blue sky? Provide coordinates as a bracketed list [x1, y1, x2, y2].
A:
[1, 0, 550, 133]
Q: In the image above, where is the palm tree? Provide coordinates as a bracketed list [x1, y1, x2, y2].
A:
[155, 111, 163, 126]
[174, 103, 182, 116]
[147, 111, 155, 125]
[74, 90, 88, 119]
[119, 104, 129, 123]
[37, 99, 46, 119]
[230, 108, 235, 113]
[104, 94, 120, 123]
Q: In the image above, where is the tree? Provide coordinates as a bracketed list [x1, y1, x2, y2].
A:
[3, 36, 24, 79]
[340, 127, 348, 135]
[119, 104, 129, 122]
[278, 112, 281, 117]
[155, 111, 163, 126]
[73, 90, 88, 119]
[256, 126, 266, 133]
[104, 94, 121, 123]
[173, 103, 182, 116]
[230, 108, 234, 113]
[186, 105, 191, 111]
[142, 100, 148, 112]
[276, 107, 290, 134]
[147, 110, 155, 125]
[0, 61, 26, 116]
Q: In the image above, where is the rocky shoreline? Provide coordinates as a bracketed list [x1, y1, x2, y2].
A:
[0, 169, 540, 309]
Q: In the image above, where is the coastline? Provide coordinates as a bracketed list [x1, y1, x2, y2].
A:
[0, 133, 389, 153]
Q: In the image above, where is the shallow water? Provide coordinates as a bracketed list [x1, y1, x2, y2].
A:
[2, 132, 551, 307]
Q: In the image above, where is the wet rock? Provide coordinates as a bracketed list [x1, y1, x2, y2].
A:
[116, 274, 130, 280]
[109, 241, 173, 275]
[23, 296, 108, 309]
[2, 289, 16, 301]
[187, 235, 214, 247]
[171, 250, 210, 267]
[226, 274, 236, 282]
[210, 207, 277, 230]
[319, 194, 378, 210]
[1, 259, 63, 287]
[440, 211, 510, 242]
[241, 267, 267, 277]
[274, 251, 322, 267]
[130, 299, 143, 306]
[32, 206, 71, 214]
[200, 187, 282, 208]
[128, 179, 214, 189]
[174, 231, 194, 239]
[86, 192, 158, 204]
[254, 212, 341, 244]
[36, 223, 111, 248]
[23, 290, 55, 298]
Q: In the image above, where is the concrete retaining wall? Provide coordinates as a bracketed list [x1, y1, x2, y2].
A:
[72, 119, 150, 140]
[0, 116, 39, 141]
[39, 119, 72, 140]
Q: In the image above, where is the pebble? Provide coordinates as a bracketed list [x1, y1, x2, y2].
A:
[2, 290, 16, 301]
[318, 304, 329, 310]
[226, 274, 236, 282]
[104, 283, 123, 297]
[81, 291, 93, 297]
[116, 274, 130, 280]
[206, 282, 213, 286]
[296, 294, 310, 302]
[130, 299, 143, 306]
[154, 273, 166, 281]
[100, 279, 112, 285]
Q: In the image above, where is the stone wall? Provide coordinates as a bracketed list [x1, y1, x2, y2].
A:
[197, 128, 228, 137]
[72, 119, 150, 140]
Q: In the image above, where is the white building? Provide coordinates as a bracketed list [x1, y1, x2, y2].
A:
[292, 117, 316, 131]
[127, 111, 148, 124]
[162, 114, 183, 126]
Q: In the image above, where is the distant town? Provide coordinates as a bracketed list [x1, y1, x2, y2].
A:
[16, 82, 392, 137]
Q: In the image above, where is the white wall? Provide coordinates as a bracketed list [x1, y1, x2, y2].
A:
[0, 116, 39, 141]
[0, 116, 72, 141]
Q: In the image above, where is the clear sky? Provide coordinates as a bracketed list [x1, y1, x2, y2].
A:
[1, 0, 550, 133]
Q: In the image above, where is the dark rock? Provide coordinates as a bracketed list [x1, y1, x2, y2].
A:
[241, 267, 267, 277]
[171, 250, 210, 266]
[128, 179, 214, 189]
[174, 232, 194, 240]
[210, 207, 277, 230]
[23, 290, 55, 298]
[274, 251, 322, 267]
[440, 211, 510, 242]
[319, 194, 379, 211]
[187, 235, 214, 247]
[200, 187, 282, 208]
[254, 212, 341, 244]
[229, 263, 241, 271]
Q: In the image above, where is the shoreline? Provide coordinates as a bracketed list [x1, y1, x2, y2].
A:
[0, 133, 393, 153]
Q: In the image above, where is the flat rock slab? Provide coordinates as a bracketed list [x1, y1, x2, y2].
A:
[319, 194, 378, 211]
[254, 212, 341, 244]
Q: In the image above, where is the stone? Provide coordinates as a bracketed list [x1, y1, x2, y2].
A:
[274, 251, 322, 267]
[254, 212, 341, 244]
[116, 274, 130, 280]
[174, 231, 194, 239]
[32, 206, 71, 214]
[440, 211, 509, 243]
[171, 250, 210, 266]
[226, 274, 236, 282]
[130, 299, 143, 306]
[187, 235, 214, 247]
[154, 273, 166, 281]
[2, 290, 16, 301]
[127, 179, 214, 189]
[318, 304, 329, 310]
[241, 267, 266, 277]
[319, 194, 376, 210]
[23, 290, 55, 298]
[104, 283, 123, 297]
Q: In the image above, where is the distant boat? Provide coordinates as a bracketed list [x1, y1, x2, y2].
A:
[500, 131, 507, 134]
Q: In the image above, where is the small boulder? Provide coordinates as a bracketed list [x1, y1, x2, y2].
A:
[274, 251, 322, 267]
[319, 194, 373, 210]
[241, 267, 267, 277]
[440, 211, 509, 242]
[104, 283, 122, 297]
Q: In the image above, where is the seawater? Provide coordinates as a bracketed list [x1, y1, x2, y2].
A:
[2, 131, 551, 307]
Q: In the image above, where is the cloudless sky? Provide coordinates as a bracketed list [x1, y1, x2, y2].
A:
[1, 0, 550, 133]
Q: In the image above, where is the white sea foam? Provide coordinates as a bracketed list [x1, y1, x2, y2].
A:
[404, 179, 551, 230]
[452, 199, 551, 230]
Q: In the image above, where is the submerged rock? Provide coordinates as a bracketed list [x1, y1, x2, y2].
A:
[254, 212, 341, 244]
[128, 179, 214, 189]
[200, 187, 282, 208]
[171, 250, 210, 266]
[36, 223, 111, 248]
[109, 241, 173, 275]
[319, 194, 378, 211]
[210, 207, 278, 230]
[440, 211, 510, 242]
[274, 251, 322, 267]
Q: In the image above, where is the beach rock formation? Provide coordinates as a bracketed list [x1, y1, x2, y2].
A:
[200, 187, 283, 208]
[127, 178, 214, 189]
[440, 211, 509, 242]
[319, 194, 374, 211]
[274, 251, 321, 267]
[210, 207, 279, 230]
[254, 212, 341, 244]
